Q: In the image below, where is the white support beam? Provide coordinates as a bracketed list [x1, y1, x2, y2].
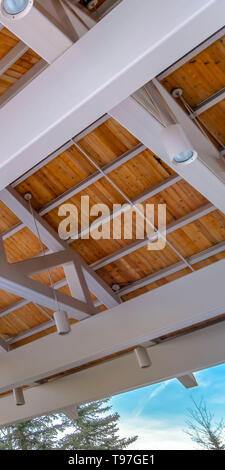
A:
[110, 93, 225, 214]
[0, 321, 225, 426]
[0, 187, 120, 308]
[0, 0, 224, 187]
[0, 264, 92, 320]
[157, 26, 225, 81]
[0, 41, 28, 76]
[63, 262, 95, 310]
[0, 5, 73, 63]
[0, 259, 224, 394]
[192, 87, 225, 117]
[3, 239, 225, 346]
[91, 203, 215, 270]
[177, 373, 198, 389]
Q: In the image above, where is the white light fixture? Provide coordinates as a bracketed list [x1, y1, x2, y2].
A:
[161, 123, 198, 166]
[134, 346, 151, 368]
[54, 310, 71, 335]
[13, 387, 25, 406]
[0, 0, 33, 19]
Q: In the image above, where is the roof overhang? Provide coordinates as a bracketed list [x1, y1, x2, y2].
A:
[0, 0, 224, 187]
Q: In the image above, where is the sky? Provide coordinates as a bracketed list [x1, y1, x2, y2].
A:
[110, 363, 225, 450]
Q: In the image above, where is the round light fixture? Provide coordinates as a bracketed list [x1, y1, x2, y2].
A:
[161, 123, 198, 166]
[0, 0, 33, 19]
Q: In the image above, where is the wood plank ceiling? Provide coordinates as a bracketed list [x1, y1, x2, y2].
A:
[0, 27, 44, 106]
[0, 26, 224, 357]
[161, 33, 225, 149]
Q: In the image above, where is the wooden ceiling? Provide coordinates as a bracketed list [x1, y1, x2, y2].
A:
[161, 33, 225, 148]
[0, 24, 224, 378]
[0, 28, 42, 101]
[0, 113, 224, 349]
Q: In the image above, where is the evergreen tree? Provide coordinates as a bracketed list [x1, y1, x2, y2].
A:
[0, 399, 137, 450]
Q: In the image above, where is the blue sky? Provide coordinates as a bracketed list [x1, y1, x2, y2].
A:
[111, 363, 225, 450]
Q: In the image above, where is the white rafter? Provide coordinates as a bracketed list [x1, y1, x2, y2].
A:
[0, 321, 225, 426]
[0, 0, 224, 188]
[157, 26, 225, 81]
[110, 91, 225, 214]
[0, 259, 224, 394]
[0, 186, 120, 309]
[2, 239, 224, 347]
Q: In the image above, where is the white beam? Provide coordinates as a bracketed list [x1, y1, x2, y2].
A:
[0, 0, 224, 187]
[0, 260, 224, 393]
[0, 265, 92, 320]
[157, 26, 225, 80]
[0, 187, 120, 308]
[0, 5, 73, 63]
[110, 94, 225, 214]
[3, 239, 225, 345]
[177, 373, 198, 389]
[0, 321, 225, 426]
[153, 79, 225, 186]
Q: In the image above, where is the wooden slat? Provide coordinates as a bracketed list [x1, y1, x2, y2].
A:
[161, 34, 225, 106]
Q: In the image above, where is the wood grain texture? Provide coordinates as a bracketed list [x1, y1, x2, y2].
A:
[161, 34, 225, 147]
[0, 27, 41, 97]
[0, 112, 224, 346]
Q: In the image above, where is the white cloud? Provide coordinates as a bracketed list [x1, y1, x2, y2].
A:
[133, 382, 170, 418]
[118, 416, 196, 450]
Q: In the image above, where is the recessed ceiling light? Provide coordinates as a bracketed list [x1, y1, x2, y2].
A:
[0, 0, 33, 19]
[161, 123, 198, 166]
